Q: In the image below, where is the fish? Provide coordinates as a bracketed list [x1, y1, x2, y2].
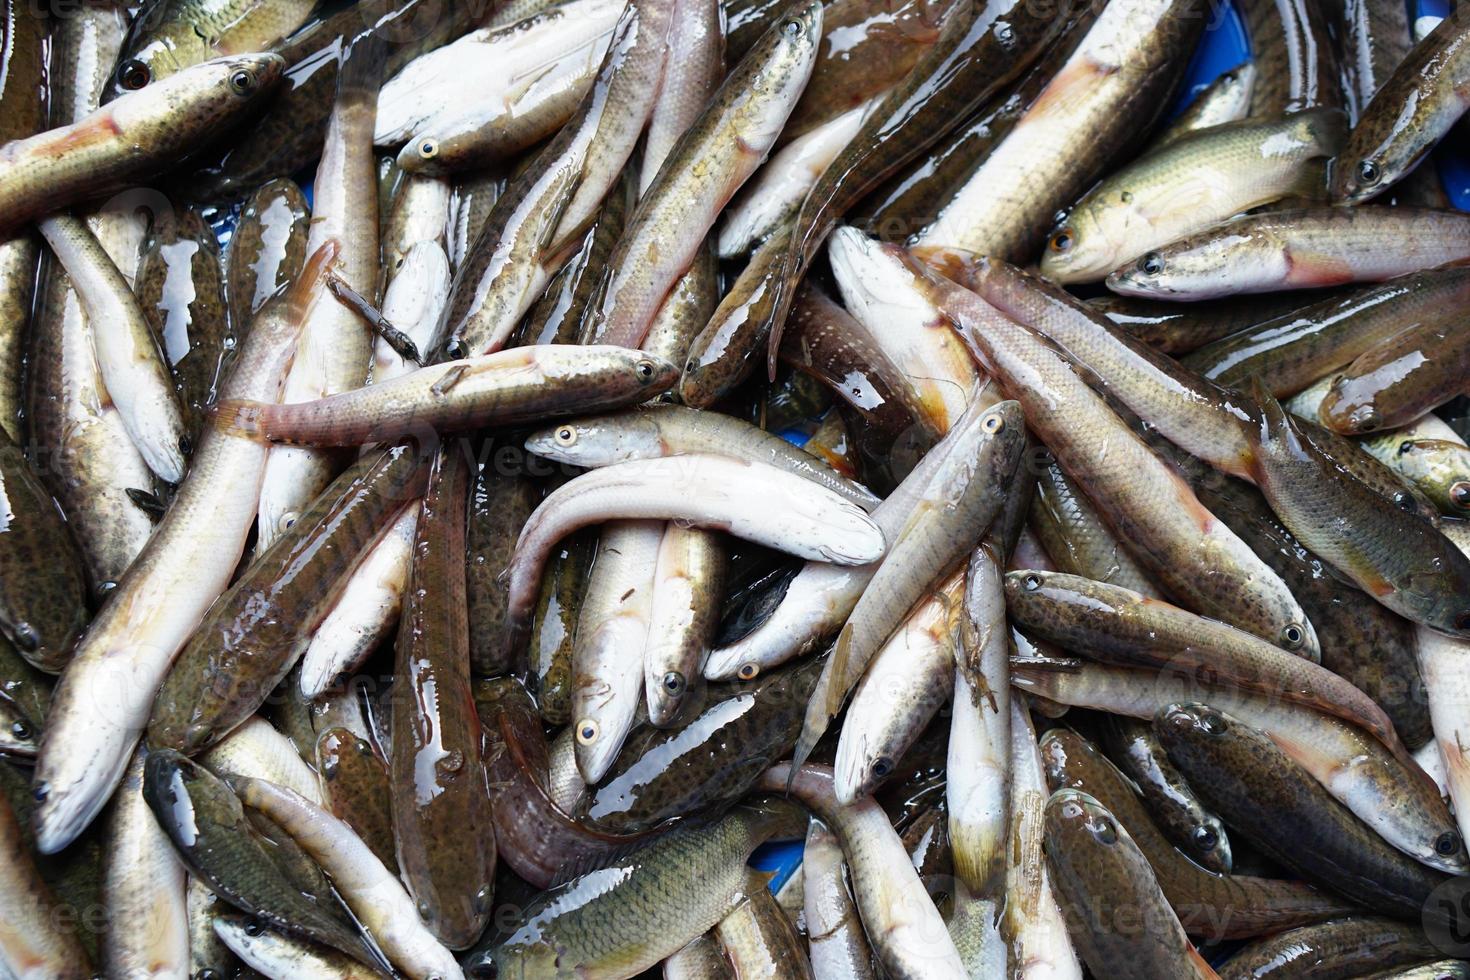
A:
[147, 443, 429, 755]
[224, 176, 311, 325]
[1216, 918, 1443, 980]
[109, 0, 318, 96]
[1238, 0, 1342, 117]
[760, 764, 965, 979]
[1011, 660, 1466, 873]
[466, 797, 807, 979]
[141, 749, 372, 966]
[0, 54, 285, 233]
[1332, 4, 1470, 203]
[526, 530, 594, 726]
[1147, 61, 1257, 150]
[715, 871, 814, 978]
[1156, 702, 1451, 921]
[1085, 290, 1331, 355]
[524, 404, 879, 510]
[803, 820, 877, 980]
[212, 912, 382, 980]
[28, 243, 337, 854]
[0, 790, 94, 979]
[1319, 315, 1470, 434]
[1040, 109, 1344, 284]
[256, 34, 385, 550]
[137, 207, 233, 443]
[314, 727, 397, 876]
[909, 0, 1206, 268]
[101, 750, 190, 979]
[1183, 267, 1470, 397]
[39, 214, 190, 483]
[573, 656, 821, 835]
[922, 259, 1317, 655]
[1096, 716, 1231, 875]
[1043, 789, 1220, 979]
[379, 0, 623, 173]
[218, 345, 678, 446]
[582, 0, 823, 349]
[1006, 570, 1401, 750]
[1243, 380, 1470, 637]
[0, 430, 88, 674]
[644, 525, 725, 726]
[1105, 206, 1470, 300]
[389, 444, 495, 949]
[467, 461, 540, 677]
[235, 775, 465, 979]
[1042, 727, 1351, 939]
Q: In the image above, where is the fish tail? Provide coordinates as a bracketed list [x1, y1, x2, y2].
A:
[211, 400, 272, 441]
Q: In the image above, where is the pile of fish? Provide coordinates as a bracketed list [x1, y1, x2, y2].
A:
[3, 0, 1470, 975]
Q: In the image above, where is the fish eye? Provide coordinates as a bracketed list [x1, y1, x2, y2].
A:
[737, 662, 760, 681]
[1139, 252, 1164, 276]
[780, 16, 804, 35]
[1357, 159, 1381, 186]
[1091, 816, 1118, 845]
[1451, 482, 1470, 512]
[418, 138, 439, 159]
[228, 69, 256, 95]
[634, 358, 657, 381]
[661, 671, 685, 695]
[31, 781, 47, 802]
[118, 59, 151, 91]
[11, 622, 37, 652]
[553, 426, 577, 447]
[871, 756, 893, 779]
[1280, 623, 1305, 649]
[1192, 825, 1219, 851]
[575, 719, 600, 745]
[1199, 710, 1227, 735]
[1022, 572, 1043, 591]
[10, 720, 29, 740]
[982, 411, 1004, 433]
[244, 918, 264, 937]
[1394, 493, 1417, 512]
[178, 434, 193, 457]
[279, 511, 298, 533]
[996, 23, 1015, 43]
[443, 338, 468, 360]
[1048, 230, 1073, 253]
[1436, 830, 1462, 855]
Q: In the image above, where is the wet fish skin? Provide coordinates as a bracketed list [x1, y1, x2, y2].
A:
[1012, 660, 1466, 874]
[715, 871, 814, 979]
[1096, 716, 1230, 875]
[39, 213, 191, 484]
[109, 0, 318, 97]
[1005, 570, 1405, 751]
[0, 430, 88, 674]
[140, 749, 370, 965]
[475, 677, 648, 889]
[1243, 380, 1470, 638]
[467, 461, 540, 676]
[1319, 317, 1470, 434]
[1041, 109, 1344, 284]
[102, 749, 190, 979]
[467, 798, 807, 979]
[1183, 267, 1470, 397]
[803, 820, 877, 980]
[1147, 61, 1256, 149]
[573, 656, 822, 836]
[1043, 788, 1218, 980]
[526, 530, 594, 726]
[0, 789, 94, 979]
[218, 345, 679, 447]
[390, 444, 495, 949]
[1105, 206, 1470, 300]
[0, 0, 47, 444]
[28, 243, 337, 855]
[225, 176, 311, 327]
[922, 258, 1316, 657]
[583, 0, 823, 350]
[1332, 4, 1470, 203]
[137, 207, 232, 443]
[213, 911, 381, 980]
[1042, 727, 1353, 939]
[1238, 0, 1344, 116]
[1217, 918, 1443, 980]
[1386, 438, 1470, 517]
[1155, 702, 1451, 921]
[645, 525, 725, 726]
[147, 444, 429, 755]
[181, 0, 484, 202]
[0, 54, 285, 233]
[524, 403, 879, 510]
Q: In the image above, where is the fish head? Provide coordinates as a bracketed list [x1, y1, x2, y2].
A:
[523, 410, 664, 468]
[1044, 787, 1122, 851]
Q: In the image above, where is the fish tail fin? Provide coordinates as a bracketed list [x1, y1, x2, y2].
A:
[211, 400, 271, 441]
